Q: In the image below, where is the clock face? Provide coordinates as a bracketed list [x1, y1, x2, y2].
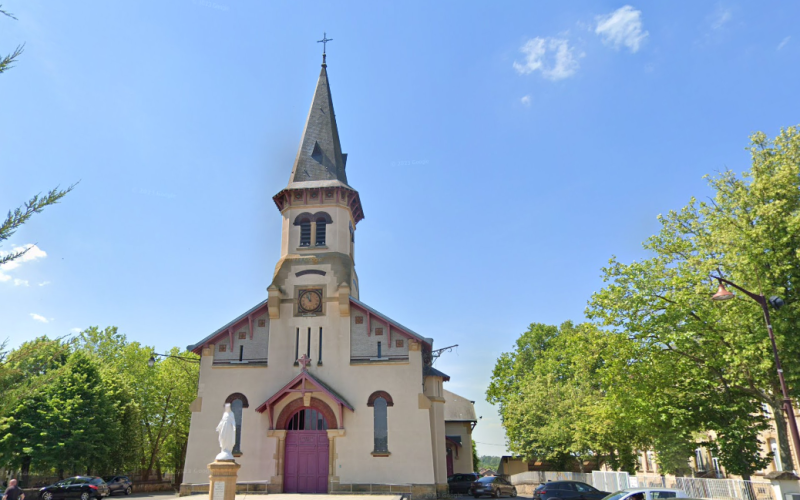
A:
[299, 289, 322, 313]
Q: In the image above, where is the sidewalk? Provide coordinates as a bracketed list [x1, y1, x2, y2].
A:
[129, 493, 404, 500]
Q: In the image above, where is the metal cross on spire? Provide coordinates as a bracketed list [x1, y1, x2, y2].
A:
[317, 32, 333, 65]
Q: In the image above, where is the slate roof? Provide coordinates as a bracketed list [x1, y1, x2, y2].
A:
[349, 296, 433, 346]
[443, 389, 478, 422]
[288, 63, 349, 188]
[187, 298, 269, 354]
[424, 365, 451, 381]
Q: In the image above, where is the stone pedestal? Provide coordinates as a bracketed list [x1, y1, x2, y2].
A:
[208, 460, 240, 500]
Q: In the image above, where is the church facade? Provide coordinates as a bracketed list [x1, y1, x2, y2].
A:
[180, 56, 476, 497]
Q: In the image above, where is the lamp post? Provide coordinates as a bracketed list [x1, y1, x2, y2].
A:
[147, 352, 201, 367]
[711, 276, 800, 470]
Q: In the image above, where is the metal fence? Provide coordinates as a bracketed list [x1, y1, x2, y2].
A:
[509, 471, 594, 486]
[509, 470, 776, 500]
[633, 476, 775, 500]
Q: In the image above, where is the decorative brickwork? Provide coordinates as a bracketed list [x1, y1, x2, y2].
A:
[367, 390, 394, 407]
[276, 396, 338, 430]
[225, 392, 250, 408]
[355, 316, 363, 324]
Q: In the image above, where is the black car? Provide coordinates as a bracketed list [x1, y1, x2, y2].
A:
[471, 476, 517, 498]
[534, 481, 609, 500]
[449, 473, 480, 494]
[39, 477, 109, 500]
[101, 477, 132, 496]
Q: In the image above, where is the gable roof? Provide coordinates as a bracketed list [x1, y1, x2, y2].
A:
[444, 389, 477, 422]
[187, 298, 269, 354]
[255, 368, 353, 414]
[349, 296, 433, 346]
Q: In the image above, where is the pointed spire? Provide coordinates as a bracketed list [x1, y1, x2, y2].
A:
[287, 56, 349, 187]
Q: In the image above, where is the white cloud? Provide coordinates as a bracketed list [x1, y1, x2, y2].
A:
[521, 95, 532, 106]
[0, 244, 48, 283]
[778, 36, 791, 50]
[38, 281, 51, 286]
[0, 244, 47, 271]
[14, 279, 29, 286]
[595, 5, 648, 53]
[70, 327, 82, 333]
[513, 37, 580, 81]
[711, 8, 732, 30]
[31, 313, 50, 323]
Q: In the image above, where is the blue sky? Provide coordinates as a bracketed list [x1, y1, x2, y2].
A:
[2, 1, 799, 456]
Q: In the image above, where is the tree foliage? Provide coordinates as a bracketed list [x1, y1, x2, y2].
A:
[0, 328, 198, 484]
[489, 127, 798, 477]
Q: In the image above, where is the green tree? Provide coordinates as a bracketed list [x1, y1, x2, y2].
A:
[487, 321, 645, 471]
[75, 327, 198, 481]
[472, 440, 480, 473]
[587, 127, 800, 476]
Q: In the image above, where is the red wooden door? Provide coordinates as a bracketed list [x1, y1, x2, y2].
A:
[446, 446, 454, 477]
[284, 430, 329, 493]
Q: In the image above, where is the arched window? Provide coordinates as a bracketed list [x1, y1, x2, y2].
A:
[299, 217, 311, 247]
[368, 391, 393, 454]
[224, 393, 249, 455]
[373, 397, 388, 453]
[286, 408, 329, 430]
[315, 216, 327, 246]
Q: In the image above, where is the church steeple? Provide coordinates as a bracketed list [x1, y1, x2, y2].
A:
[288, 55, 349, 188]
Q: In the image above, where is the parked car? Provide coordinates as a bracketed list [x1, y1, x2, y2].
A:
[449, 473, 480, 494]
[470, 476, 517, 498]
[39, 477, 109, 500]
[601, 488, 691, 500]
[101, 477, 132, 496]
[534, 481, 610, 500]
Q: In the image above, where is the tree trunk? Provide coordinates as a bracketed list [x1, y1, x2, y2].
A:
[21, 456, 31, 488]
[769, 400, 794, 471]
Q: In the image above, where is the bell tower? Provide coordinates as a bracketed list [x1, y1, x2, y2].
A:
[269, 53, 364, 311]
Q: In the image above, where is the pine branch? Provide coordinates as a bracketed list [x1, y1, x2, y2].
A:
[0, 184, 76, 266]
[0, 44, 23, 75]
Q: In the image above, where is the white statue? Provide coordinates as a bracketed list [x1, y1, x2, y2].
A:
[215, 403, 236, 461]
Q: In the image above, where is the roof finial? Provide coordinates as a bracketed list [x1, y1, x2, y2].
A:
[317, 32, 332, 67]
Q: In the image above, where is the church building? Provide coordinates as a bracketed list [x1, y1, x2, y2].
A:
[180, 52, 477, 497]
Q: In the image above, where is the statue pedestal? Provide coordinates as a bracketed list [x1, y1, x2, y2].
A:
[208, 460, 240, 500]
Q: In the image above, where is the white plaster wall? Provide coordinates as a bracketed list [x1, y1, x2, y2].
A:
[184, 260, 438, 486]
[445, 422, 474, 474]
[185, 188, 440, 487]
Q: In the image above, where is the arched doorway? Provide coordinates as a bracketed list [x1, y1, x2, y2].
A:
[283, 407, 329, 493]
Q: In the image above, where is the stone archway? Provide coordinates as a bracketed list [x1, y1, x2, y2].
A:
[277, 398, 338, 494]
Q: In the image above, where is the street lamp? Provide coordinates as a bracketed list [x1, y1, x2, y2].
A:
[711, 275, 800, 470]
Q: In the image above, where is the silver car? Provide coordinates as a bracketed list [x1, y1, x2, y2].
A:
[602, 488, 691, 500]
